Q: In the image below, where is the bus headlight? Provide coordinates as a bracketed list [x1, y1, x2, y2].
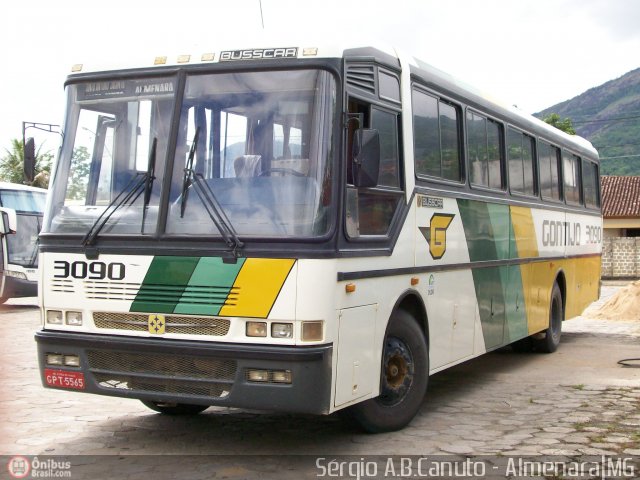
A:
[246, 369, 292, 384]
[246, 321, 267, 337]
[46, 353, 64, 365]
[271, 323, 293, 339]
[46, 310, 63, 325]
[65, 311, 83, 326]
[63, 355, 81, 367]
[247, 369, 270, 382]
[272, 370, 292, 383]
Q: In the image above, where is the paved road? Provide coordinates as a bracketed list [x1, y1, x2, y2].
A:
[1, 288, 639, 478]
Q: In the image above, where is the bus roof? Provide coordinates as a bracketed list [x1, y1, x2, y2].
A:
[66, 40, 597, 161]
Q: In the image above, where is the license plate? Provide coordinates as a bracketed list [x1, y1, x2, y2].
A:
[44, 369, 85, 390]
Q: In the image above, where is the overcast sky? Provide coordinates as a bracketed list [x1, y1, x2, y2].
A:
[2, 0, 639, 155]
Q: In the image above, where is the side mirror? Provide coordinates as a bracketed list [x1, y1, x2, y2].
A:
[0, 208, 16, 235]
[24, 137, 36, 184]
[352, 128, 380, 188]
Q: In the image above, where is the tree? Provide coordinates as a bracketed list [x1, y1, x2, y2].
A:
[0, 138, 53, 188]
[66, 146, 91, 200]
[543, 113, 576, 135]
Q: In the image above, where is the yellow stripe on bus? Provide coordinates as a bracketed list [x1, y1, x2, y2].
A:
[510, 206, 538, 258]
[509, 206, 601, 333]
[510, 206, 547, 334]
[219, 258, 295, 318]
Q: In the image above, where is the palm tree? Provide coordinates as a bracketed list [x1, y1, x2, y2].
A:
[0, 139, 53, 188]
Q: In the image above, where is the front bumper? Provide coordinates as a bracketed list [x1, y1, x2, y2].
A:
[35, 330, 333, 414]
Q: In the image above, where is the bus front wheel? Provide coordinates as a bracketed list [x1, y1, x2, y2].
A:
[346, 310, 428, 433]
[140, 400, 209, 415]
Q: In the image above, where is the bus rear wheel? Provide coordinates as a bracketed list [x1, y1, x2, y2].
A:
[346, 310, 428, 433]
[140, 400, 209, 415]
[532, 282, 563, 353]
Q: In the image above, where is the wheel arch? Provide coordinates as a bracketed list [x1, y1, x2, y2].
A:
[390, 289, 429, 348]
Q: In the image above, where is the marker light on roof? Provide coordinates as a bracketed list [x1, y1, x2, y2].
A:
[303, 48, 318, 56]
[154, 56, 167, 65]
[71, 64, 83, 72]
[201, 53, 215, 62]
[177, 54, 191, 64]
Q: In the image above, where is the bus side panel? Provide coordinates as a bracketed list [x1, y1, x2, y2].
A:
[511, 206, 555, 335]
[562, 211, 602, 319]
[415, 195, 483, 368]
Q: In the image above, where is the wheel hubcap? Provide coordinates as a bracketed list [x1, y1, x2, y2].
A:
[380, 337, 414, 406]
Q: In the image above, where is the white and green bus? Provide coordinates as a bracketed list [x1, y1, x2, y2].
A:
[36, 43, 601, 432]
[0, 182, 46, 303]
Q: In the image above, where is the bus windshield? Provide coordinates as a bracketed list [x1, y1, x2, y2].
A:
[0, 190, 46, 213]
[44, 69, 336, 241]
[167, 69, 335, 238]
[44, 76, 176, 236]
[0, 189, 45, 268]
[7, 214, 42, 267]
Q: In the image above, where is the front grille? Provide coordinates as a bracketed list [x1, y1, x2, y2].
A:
[51, 279, 75, 293]
[86, 350, 236, 399]
[93, 374, 230, 398]
[84, 280, 139, 300]
[93, 312, 230, 336]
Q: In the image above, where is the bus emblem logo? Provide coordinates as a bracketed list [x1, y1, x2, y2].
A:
[420, 213, 455, 260]
[148, 314, 166, 334]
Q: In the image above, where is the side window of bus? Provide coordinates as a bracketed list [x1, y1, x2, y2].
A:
[412, 89, 462, 182]
[507, 127, 536, 196]
[346, 100, 403, 238]
[467, 111, 503, 190]
[563, 152, 582, 205]
[538, 141, 562, 201]
[582, 159, 600, 208]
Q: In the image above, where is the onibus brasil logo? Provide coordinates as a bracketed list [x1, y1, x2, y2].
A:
[7, 456, 72, 478]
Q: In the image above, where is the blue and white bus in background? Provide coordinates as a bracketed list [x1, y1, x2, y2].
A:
[0, 182, 47, 303]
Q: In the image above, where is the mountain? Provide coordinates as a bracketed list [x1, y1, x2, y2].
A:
[536, 67, 640, 175]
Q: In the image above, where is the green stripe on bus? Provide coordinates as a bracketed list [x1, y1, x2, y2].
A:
[458, 199, 529, 348]
[458, 199, 501, 262]
[503, 264, 528, 343]
[173, 257, 246, 315]
[130, 256, 200, 313]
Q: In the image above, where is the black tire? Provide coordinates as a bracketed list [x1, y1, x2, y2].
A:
[532, 282, 563, 353]
[345, 310, 429, 433]
[140, 400, 208, 415]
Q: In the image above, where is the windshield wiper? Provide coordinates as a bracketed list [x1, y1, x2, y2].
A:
[81, 173, 146, 252]
[82, 138, 158, 254]
[180, 128, 244, 257]
[180, 128, 199, 218]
